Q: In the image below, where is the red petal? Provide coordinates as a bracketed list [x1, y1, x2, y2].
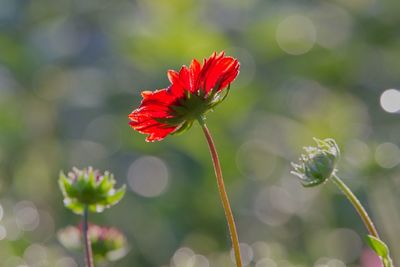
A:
[128, 89, 179, 142]
[128, 51, 240, 142]
[179, 66, 190, 92]
[167, 70, 179, 84]
[189, 59, 201, 93]
[140, 88, 175, 106]
[129, 120, 177, 142]
[166, 52, 239, 96]
[167, 70, 185, 97]
[202, 55, 239, 94]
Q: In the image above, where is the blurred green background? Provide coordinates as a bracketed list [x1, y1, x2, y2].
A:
[1, 0, 400, 266]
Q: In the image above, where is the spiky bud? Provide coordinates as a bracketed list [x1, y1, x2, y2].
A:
[58, 167, 126, 214]
[291, 138, 340, 187]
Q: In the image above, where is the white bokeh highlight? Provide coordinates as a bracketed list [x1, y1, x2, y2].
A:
[14, 201, 40, 232]
[55, 257, 78, 267]
[256, 258, 277, 267]
[380, 89, 400, 113]
[171, 247, 210, 267]
[375, 142, 400, 169]
[276, 15, 316, 55]
[0, 203, 3, 221]
[128, 156, 169, 197]
[0, 225, 6, 240]
[254, 186, 295, 226]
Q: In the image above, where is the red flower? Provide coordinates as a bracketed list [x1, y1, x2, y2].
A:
[128, 51, 240, 142]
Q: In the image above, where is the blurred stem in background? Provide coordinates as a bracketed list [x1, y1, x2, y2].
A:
[199, 119, 243, 267]
[83, 206, 95, 267]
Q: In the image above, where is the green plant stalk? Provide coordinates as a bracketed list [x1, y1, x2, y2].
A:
[199, 120, 243, 267]
[331, 174, 394, 267]
[83, 206, 94, 267]
[330, 174, 379, 238]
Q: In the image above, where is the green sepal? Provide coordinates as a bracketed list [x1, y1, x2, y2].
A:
[154, 116, 184, 126]
[59, 172, 73, 196]
[105, 185, 126, 206]
[209, 85, 230, 109]
[152, 83, 231, 131]
[170, 105, 188, 115]
[63, 198, 85, 215]
[98, 173, 114, 194]
[170, 121, 194, 136]
[58, 168, 126, 214]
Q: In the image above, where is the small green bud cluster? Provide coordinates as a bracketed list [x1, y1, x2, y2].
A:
[58, 167, 126, 214]
[291, 138, 340, 187]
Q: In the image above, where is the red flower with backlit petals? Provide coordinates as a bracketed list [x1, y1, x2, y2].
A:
[128, 52, 240, 142]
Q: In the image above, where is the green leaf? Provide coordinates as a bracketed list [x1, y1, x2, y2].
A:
[366, 235, 394, 267]
[366, 235, 388, 258]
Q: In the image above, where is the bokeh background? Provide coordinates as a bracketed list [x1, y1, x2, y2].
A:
[1, 0, 400, 266]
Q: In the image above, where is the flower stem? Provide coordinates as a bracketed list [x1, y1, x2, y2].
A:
[330, 174, 379, 238]
[199, 120, 243, 267]
[82, 205, 94, 267]
[330, 175, 396, 267]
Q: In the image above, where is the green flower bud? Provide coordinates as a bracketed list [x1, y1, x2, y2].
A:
[291, 138, 340, 187]
[58, 224, 129, 262]
[58, 167, 126, 214]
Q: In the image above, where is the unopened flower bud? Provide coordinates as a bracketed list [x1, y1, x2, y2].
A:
[58, 167, 126, 214]
[58, 224, 128, 262]
[291, 138, 340, 187]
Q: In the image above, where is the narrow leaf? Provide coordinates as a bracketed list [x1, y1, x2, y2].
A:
[366, 235, 388, 258]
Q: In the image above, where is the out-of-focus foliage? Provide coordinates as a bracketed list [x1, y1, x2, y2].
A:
[58, 224, 129, 263]
[0, 0, 399, 266]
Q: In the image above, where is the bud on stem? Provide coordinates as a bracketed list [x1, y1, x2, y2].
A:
[291, 138, 339, 187]
[58, 167, 126, 214]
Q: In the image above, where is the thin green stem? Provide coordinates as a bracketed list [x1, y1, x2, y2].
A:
[330, 175, 397, 267]
[82, 206, 94, 267]
[199, 120, 243, 267]
[330, 174, 379, 238]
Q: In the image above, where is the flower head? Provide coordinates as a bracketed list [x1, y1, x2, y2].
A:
[58, 224, 128, 262]
[58, 167, 126, 214]
[291, 138, 340, 187]
[129, 51, 240, 142]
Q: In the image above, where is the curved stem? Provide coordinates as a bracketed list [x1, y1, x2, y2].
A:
[330, 175, 397, 267]
[199, 120, 243, 267]
[330, 174, 380, 238]
[82, 206, 94, 267]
